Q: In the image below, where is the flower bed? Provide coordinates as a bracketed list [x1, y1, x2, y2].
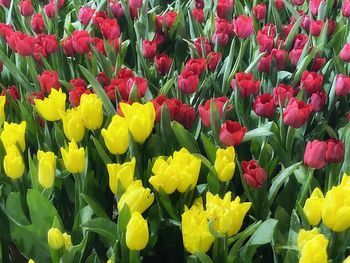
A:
[0, 0, 349, 262]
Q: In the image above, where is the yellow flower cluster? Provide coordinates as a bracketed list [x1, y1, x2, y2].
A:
[297, 228, 328, 263]
[47, 227, 72, 250]
[149, 148, 201, 194]
[303, 174, 350, 232]
[181, 192, 251, 254]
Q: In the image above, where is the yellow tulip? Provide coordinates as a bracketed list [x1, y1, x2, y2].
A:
[344, 255, 350, 263]
[107, 157, 136, 195]
[79, 94, 103, 130]
[60, 107, 85, 142]
[214, 146, 235, 182]
[181, 198, 215, 254]
[60, 139, 85, 173]
[0, 95, 5, 122]
[299, 232, 328, 263]
[28, 259, 35, 263]
[118, 180, 154, 214]
[303, 187, 324, 226]
[120, 102, 155, 143]
[101, 115, 129, 154]
[322, 184, 350, 232]
[126, 212, 149, 250]
[0, 121, 26, 153]
[47, 228, 64, 250]
[63, 232, 73, 249]
[149, 148, 201, 194]
[297, 228, 320, 250]
[206, 191, 251, 236]
[339, 173, 350, 190]
[35, 89, 66, 121]
[37, 150, 56, 189]
[3, 146, 25, 179]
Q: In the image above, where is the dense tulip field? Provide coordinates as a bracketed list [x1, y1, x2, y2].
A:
[0, 0, 350, 262]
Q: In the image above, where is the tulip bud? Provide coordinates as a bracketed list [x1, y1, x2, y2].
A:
[198, 97, 230, 128]
[107, 158, 136, 195]
[325, 139, 345, 164]
[283, 98, 313, 128]
[79, 7, 95, 25]
[310, 20, 324, 37]
[253, 93, 275, 118]
[31, 14, 45, 34]
[181, 199, 215, 254]
[154, 54, 173, 75]
[38, 70, 60, 94]
[28, 259, 35, 263]
[120, 102, 155, 143]
[335, 74, 350, 97]
[0, 95, 5, 122]
[142, 40, 157, 59]
[303, 188, 324, 226]
[3, 146, 25, 180]
[298, 232, 328, 263]
[20, 0, 33, 16]
[62, 232, 73, 249]
[273, 83, 294, 106]
[219, 120, 247, 147]
[101, 115, 129, 155]
[214, 147, 235, 182]
[309, 90, 326, 112]
[339, 43, 350, 62]
[192, 8, 204, 23]
[126, 212, 149, 250]
[60, 107, 85, 142]
[344, 256, 350, 263]
[178, 70, 199, 94]
[79, 94, 103, 130]
[1, 121, 26, 153]
[118, 180, 154, 214]
[233, 16, 254, 38]
[231, 72, 260, 97]
[343, 0, 350, 17]
[253, 4, 267, 21]
[241, 160, 267, 188]
[34, 89, 66, 122]
[60, 139, 85, 173]
[304, 140, 327, 169]
[37, 150, 56, 189]
[48, 228, 64, 250]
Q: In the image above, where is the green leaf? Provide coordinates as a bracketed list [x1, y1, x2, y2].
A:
[244, 52, 266, 73]
[284, 16, 302, 50]
[268, 162, 302, 204]
[61, 235, 89, 263]
[117, 204, 131, 240]
[157, 188, 180, 221]
[91, 136, 113, 165]
[81, 194, 109, 219]
[194, 252, 214, 263]
[80, 65, 116, 115]
[5, 192, 30, 226]
[171, 121, 199, 153]
[242, 122, 273, 142]
[210, 100, 221, 145]
[200, 133, 217, 164]
[81, 218, 118, 246]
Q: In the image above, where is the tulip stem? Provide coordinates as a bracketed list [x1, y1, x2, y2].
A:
[129, 250, 140, 263]
[298, 167, 314, 205]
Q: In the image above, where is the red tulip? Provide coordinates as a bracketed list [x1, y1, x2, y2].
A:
[178, 70, 199, 94]
[155, 11, 177, 31]
[194, 37, 212, 56]
[310, 20, 324, 37]
[71, 30, 93, 54]
[283, 98, 313, 128]
[216, 0, 233, 19]
[304, 140, 327, 169]
[301, 71, 323, 95]
[219, 120, 247, 146]
[142, 40, 157, 59]
[275, 0, 284, 10]
[154, 54, 173, 75]
[257, 31, 274, 53]
[325, 139, 345, 164]
[1, 85, 20, 102]
[231, 72, 260, 97]
[207, 52, 222, 71]
[310, 0, 322, 15]
[79, 7, 95, 25]
[241, 160, 267, 188]
[38, 70, 60, 94]
[233, 15, 254, 38]
[192, 8, 204, 23]
[253, 3, 267, 21]
[31, 14, 45, 34]
[336, 74, 350, 96]
[292, 0, 304, 6]
[69, 86, 91, 107]
[258, 54, 272, 73]
[99, 18, 120, 40]
[20, 0, 33, 16]
[339, 43, 350, 62]
[271, 48, 286, 70]
[343, 0, 350, 17]
[253, 93, 275, 118]
[198, 97, 230, 127]
[273, 83, 294, 106]
[309, 90, 326, 112]
[185, 58, 206, 75]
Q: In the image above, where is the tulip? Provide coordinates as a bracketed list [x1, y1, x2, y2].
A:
[310, 20, 324, 37]
[0, 95, 5, 122]
[253, 93, 275, 118]
[192, 8, 204, 23]
[185, 58, 207, 76]
[299, 233, 328, 263]
[198, 97, 230, 128]
[339, 43, 350, 62]
[335, 74, 350, 96]
[3, 146, 25, 180]
[1, 121, 26, 153]
[292, 0, 304, 5]
[31, 14, 45, 34]
[35, 89, 66, 121]
[71, 30, 93, 54]
[37, 150, 56, 189]
[62, 232, 73, 249]
[241, 160, 267, 188]
[206, 192, 251, 236]
[344, 256, 350, 263]
[154, 54, 173, 75]
[325, 139, 345, 163]
[149, 148, 201, 194]
[38, 70, 60, 94]
[60, 107, 85, 142]
[99, 18, 121, 40]
[101, 115, 129, 155]
[231, 72, 260, 97]
[118, 180, 154, 214]
[60, 139, 85, 174]
[214, 147, 235, 182]
[322, 179, 350, 232]
[47, 228, 64, 250]
[283, 98, 313, 128]
[126, 212, 149, 250]
[273, 84, 294, 106]
[120, 102, 155, 143]
[155, 11, 177, 31]
[343, 0, 350, 17]
[207, 52, 222, 71]
[233, 16, 254, 38]
[219, 120, 247, 147]
[107, 158, 136, 195]
[19, 0, 33, 16]
[297, 228, 320, 250]
[303, 188, 324, 226]
[178, 70, 200, 94]
[304, 140, 327, 169]
[253, 4, 267, 21]
[257, 32, 274, 53]
[309, 90, 326, 112]
[79, 94, 103, 130]
[271, 48, 286, 70]
[142, 40, 157, 59]
[28, 260, 35, 263]
[181, 199, 215, 254]
[79, 7, 95, 25]
[301, 71, 323, 95]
